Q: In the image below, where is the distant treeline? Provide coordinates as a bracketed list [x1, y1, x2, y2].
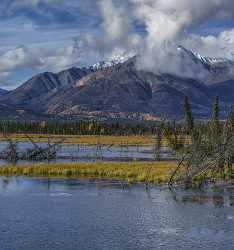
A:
[0, 95, 224, 137]
[0, 120, 168, 136]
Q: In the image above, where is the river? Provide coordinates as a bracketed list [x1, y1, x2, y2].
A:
[0, 141, 176, 164]
[0, 177, 234, 250]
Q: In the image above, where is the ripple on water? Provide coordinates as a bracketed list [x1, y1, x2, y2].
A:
[0, 178, 234, 250]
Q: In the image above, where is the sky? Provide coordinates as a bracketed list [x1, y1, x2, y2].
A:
[1, 0, 234, 89]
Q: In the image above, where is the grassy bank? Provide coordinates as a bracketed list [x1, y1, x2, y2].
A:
[0, 134, 158, 146]
[0, 161, 176, 184]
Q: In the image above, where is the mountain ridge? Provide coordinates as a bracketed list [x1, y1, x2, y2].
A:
[0, 48, 234, 120]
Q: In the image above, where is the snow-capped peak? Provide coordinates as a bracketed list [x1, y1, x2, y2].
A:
[90, 53, 133, 71]
[193, 52, 229, 65]
[177, 45, 229, 65]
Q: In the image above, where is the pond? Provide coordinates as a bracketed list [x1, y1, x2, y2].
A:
[0, 177, 234, 250]
[0, 141, 176, 165]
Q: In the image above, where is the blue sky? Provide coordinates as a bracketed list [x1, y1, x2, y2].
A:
[0, 0, 102, 88]
[1, 0, 234, 89]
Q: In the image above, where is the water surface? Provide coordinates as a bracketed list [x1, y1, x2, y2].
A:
[0, 177, 234, 250]
[0, 141, 176, 164]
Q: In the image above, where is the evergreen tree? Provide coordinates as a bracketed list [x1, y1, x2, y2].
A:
[206, 96, 221, 153]
[184, 96, 194, 134]
[211, 96, 220, 136]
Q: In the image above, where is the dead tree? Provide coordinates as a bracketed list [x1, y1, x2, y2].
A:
[168, 107, 234, 188]
[4, 138, 19, 164]
[154, 125, 163, 160]
[0, 133, 19, 164]
[23, 135, 64, 161]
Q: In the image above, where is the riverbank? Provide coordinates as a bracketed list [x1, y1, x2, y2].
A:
[0, 161, 176, 184]
[0, 134, 159, 146]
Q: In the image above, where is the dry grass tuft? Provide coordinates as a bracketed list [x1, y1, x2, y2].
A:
[0, 161, 176, 184]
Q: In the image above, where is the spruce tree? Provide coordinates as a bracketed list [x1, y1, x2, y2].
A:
[207, 96, 221, 153]
[211, 96, 220, 136]
[184, 96, 194, 134]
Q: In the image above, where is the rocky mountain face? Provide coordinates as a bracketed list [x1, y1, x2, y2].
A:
[177, 46, 234, 85]
[0, 48, 234, 120]
[1, 67, 92, 107]
[0, 88, 8, 96]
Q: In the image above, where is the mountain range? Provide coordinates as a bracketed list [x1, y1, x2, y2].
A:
[1, 46, 234, 121]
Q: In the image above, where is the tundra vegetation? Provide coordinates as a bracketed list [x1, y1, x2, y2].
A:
[0, 96, 233, 189]
[0, 162, 174, 184]
[0, 134, 157, 146]
[168, 96, 234, 188]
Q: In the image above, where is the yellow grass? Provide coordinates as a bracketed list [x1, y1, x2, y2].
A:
[0, 161, 176, 184]
[0, 134, 159, 146]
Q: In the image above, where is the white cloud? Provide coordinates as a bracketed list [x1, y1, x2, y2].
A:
[0, 46, 43, 72]
[126, 0, 234, 77]
[183, 29, 234, 60]
[0, 42, 83, 76]
[3, 0, 234, 86]
[97, 0, 142, 57]
[99, 0, 129, 43]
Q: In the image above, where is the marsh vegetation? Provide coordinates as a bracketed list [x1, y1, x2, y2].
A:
[168, 96, 234, 188]
[0, 161, 174, 184]
[0, 96, 233, 189]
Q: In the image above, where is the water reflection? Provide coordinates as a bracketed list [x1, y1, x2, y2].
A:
[1, 177, 11, 190]
[229, 196, 234, 206]
[2, 177, 234, 207]
[213, 196, 225, 207]
[0, 142, 176, 165]
[168, 185, 234, 207]
[1, 177, 234, 250]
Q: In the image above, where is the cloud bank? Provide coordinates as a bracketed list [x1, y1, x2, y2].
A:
[1, 0, 234, 88]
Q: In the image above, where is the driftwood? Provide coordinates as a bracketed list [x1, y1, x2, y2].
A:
[24, 135, 64, 161]
[0, 134, 64, 163]
[168, 108, 234, 187]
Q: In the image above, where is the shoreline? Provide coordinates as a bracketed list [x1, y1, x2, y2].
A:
[0, 134, 158, 146]
[0, 161, 176, 184]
